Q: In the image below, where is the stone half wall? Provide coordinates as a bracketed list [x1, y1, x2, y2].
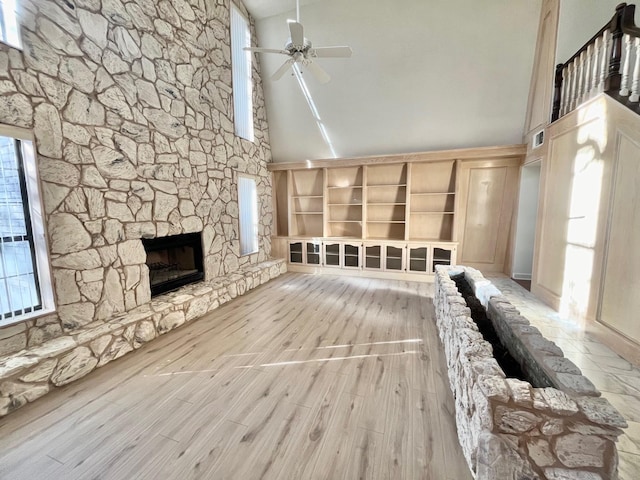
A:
[433, 266, 627, 480]
[0, 259, 286, 417]
[0, 0, 273, 355]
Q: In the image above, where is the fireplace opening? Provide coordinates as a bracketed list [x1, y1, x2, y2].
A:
[451, 273, 552, 387]
[142, 232, 204, 297]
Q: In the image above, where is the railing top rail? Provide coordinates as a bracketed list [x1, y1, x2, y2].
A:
[561, 3, 639, 68]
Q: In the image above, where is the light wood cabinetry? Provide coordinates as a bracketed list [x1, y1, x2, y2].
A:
[269, 145, 524, 279]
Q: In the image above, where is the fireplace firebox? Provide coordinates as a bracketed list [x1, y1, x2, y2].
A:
[142, 233, 204, 297]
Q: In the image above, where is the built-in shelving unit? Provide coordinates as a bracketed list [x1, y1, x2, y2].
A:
[270, 145, 526, 279]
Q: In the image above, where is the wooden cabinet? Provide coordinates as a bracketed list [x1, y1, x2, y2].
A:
[270, 145, 524, 277]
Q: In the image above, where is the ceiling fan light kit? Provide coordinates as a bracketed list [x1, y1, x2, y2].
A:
[244, 0, 352, 83]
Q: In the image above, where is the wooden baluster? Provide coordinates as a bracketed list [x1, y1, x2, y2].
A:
[584, 45, 593, 100]
[620, 34, 632, 96]
[605, 4, 627, 95]
[570, 60, 578, 110]
[630, 37, 640, 103]
[577, 52, 585, 105]
[591, 36, 600, 98]
[552, 64, 563, 121]
[561, 66, 569, 116]
[599, 30, 610, 93]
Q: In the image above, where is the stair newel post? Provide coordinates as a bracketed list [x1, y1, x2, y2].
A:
[605, 3, 628, 95]
[551, 64, 564, 122]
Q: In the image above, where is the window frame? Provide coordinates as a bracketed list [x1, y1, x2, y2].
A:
[230, 2, 255, 142]
[0, 0, 22, 50]
[0, 124, 54, 326]
[237, 173, 259, 257]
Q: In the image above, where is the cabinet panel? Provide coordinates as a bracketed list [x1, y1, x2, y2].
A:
[324, 243, 341, 267]
[457, 162, 519, 271]
[408, 246, 429, 273]
[343, 243, 362, 269]
[385, 245, 405, 271]
[306, 242, 322, 265]
[289, 241, 304, 264]
[364, 244, 383, 270]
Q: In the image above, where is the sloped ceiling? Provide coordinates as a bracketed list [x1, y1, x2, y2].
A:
[244, 0, 542, 163]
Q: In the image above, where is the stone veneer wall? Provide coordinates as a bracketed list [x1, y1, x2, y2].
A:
[0, 0, 274, 355]
[434, 266, 627, 480]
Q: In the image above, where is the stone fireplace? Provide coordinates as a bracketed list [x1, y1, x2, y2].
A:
[142, 233, 204, 297]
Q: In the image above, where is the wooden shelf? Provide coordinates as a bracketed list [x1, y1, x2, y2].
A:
[367, 220, 405, 224]
[328, 220, 361, 223]
[292, 212, 323, 215]
[368, 202, 406, 206]
[327, 185, 363, 190]
[329, 203, 363, 206]
[410, 212, 455, 216]
[292, 195, 324, 199]
[367, 184, 407, 188]
[411, 192, 455, 196]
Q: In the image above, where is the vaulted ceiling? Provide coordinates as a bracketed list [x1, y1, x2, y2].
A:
[243, 0, 542, 163]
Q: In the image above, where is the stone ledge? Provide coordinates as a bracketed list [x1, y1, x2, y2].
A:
[0, 259, 287, 417]
[434, 265, 626, 480]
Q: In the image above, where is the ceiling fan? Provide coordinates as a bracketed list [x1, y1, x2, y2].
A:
[244, 0, 352, 84]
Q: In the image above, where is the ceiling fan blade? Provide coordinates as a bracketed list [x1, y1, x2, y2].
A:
[305, 60, 331, 84]
[309, 46, 353, 58]
[272, 58, 295, 80]
[288, 21, 304, 47]
[244, 47, 290, 55]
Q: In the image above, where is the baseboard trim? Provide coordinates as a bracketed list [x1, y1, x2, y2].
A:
[512, 273, 532, 280]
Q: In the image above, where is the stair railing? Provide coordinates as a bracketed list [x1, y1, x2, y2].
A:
[552, 3, 640, 121]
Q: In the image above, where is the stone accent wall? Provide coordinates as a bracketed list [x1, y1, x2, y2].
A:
[0, 0, 273, 355]
[434, 266, 627, 480]
[0, 258, 286, 417]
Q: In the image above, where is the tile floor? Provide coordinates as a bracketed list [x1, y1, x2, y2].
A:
[488, 275, 640, 480]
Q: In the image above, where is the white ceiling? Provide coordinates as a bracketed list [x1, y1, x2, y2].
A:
[245, 0, 543, 163]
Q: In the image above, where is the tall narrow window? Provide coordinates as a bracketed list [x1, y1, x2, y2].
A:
[0, 0, 21, 49]
[0, 133, 52, 325]
[238, 175, 259, 255]
[231, 4, 254, 141]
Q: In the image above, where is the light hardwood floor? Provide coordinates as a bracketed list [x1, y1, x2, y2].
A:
[0, 273, 472, 480]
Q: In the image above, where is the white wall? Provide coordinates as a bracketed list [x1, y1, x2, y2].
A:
[254, 0, 542, 163]
[556, 0, 640, 64]
[512, 163, 541, 279]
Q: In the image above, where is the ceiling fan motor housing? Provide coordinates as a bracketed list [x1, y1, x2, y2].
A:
[285, 37, 312, 55]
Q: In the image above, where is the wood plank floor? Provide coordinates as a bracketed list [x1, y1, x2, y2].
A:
[0, 273, 472, 480]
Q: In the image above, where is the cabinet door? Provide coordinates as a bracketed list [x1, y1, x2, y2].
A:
[364, 245, 383, 270]
[384, 245, 405, 271]
[342, 243, 362, 269]
[289, 241, 304, 264]
[324, 243, 341, 268]
[430, 245, 456, 273]
[305, 241, 322, 265]
[408, 246, 429, 273]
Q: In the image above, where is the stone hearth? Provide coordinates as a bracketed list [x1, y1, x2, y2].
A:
[434, 265, 627, 480]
